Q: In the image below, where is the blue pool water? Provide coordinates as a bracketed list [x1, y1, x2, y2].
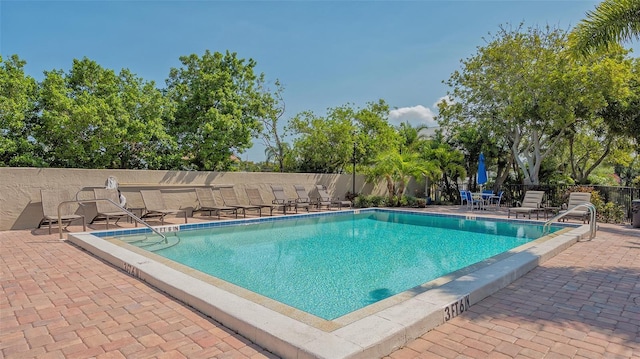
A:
[116, 211, 560, 320]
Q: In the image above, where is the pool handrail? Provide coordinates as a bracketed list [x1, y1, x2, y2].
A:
[543, 203, 597, 239]
[57, 198, 166, 242]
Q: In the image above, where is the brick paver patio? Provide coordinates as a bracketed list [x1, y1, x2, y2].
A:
[1, 211, 639, 358]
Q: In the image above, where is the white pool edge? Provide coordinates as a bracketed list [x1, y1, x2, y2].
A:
[68, 219, 592, 359]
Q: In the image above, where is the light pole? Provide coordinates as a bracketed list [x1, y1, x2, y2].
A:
[352, 140, 356, 195]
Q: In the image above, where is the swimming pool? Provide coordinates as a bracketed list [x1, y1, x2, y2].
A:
[69, 209, 590, 359]
[114, 210, 559, 320]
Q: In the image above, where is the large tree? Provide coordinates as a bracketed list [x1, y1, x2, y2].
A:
[570, 0, 640, 56]
[0, 55, 43, 166]
[165, 50, 272, 171]
[599, 57, 640, 146]
[287, 100, 398, 173]
[37, 58, 173, 169]
[439, 24, 633, 185]
[287, 105, 357, 173]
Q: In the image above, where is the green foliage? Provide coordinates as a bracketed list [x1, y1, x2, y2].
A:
[287, 100, 399, 173]
[599, 58, 640, 147]
[287, 105, 356, 173]
[366, 148, 440, 206]
[598, 202, 626, 223]
[352, 194, 425, 208]
[36, 58, 174, 169]
[353, 195, 388, 208]
[570, 0, 640, 56]
[399, 195, 423, 207]
[0, 55, 45, 167]
[354, 99, 400, 167]
[166, 50, 269, 171]
[587, 165, 622, 186]
[417, 134, 466, 203]
[588, 190, 626, 223]
[439, 24, 635, 186]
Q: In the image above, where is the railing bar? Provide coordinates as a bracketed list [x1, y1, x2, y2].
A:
[543, 203, 596, 239]
[57, 199, 166, 241]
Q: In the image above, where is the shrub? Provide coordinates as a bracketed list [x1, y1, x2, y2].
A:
[353, 195, 370, 208]
[370, 195, 387, 207]
[598, 202, 626, 223]
[400, 196, 426, 208]
[353, 195, 389, 208]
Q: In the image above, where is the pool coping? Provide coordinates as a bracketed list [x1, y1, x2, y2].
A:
[68, 209, 592, 359]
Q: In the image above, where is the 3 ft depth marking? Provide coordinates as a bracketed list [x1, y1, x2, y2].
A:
[443, 294, 471, 322]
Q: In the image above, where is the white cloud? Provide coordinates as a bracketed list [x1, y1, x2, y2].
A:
[434, 96, 453, 107]
[388, 105, 438, 127]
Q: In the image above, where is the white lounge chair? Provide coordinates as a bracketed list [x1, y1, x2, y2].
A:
[507, 190, 545, 219]
[559, 192, 592, 223]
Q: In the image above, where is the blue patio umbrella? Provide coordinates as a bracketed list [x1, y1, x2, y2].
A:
[477, 153, 488, 187]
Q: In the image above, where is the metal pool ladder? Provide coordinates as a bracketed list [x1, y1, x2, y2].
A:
[543, 203, 597, 240]
[57, 198, 166, 242]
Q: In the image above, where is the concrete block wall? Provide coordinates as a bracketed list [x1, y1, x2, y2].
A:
[0, 168, 379, 231]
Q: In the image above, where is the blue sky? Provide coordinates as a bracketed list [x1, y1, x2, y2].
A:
[1, 0, 606, 161]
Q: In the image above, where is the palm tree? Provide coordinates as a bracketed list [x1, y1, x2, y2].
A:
[397, 122, 430, 153]
[571, 0, 640, 56]
[367, 150, 441, 206]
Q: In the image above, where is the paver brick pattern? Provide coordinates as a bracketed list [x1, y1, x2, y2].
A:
[1, 216, 639, 358]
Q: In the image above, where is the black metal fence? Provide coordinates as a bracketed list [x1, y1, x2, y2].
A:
[500, 184, 640, 221]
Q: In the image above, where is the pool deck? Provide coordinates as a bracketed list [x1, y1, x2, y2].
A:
[1, 206, 639, 358]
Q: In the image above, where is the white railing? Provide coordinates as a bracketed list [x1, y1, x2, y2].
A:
[543, 203, 597, 240]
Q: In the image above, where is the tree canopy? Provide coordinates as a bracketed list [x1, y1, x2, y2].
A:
[165, 50, 271, 171]
[286, 100, 399, 174]
[37, 58, 174, 168]
[0, 55, 42, 166]
[438, 24, 636, 185]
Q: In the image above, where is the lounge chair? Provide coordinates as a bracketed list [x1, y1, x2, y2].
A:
[38, 189, 86, 234]
[507, 190, 545, 219]
[315, 185, 352, 210]
[245, 188, 286, 215]
[140, 190, 188, 225]
[92, 188, 128, 229]
[313, 185, 333, 210]
[271, 185, 309, 213]
[194, 188, 238, 219]
[294, 185, 313, 205]
[559, 192, 592, 223]
[219, 187, 262, 217]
